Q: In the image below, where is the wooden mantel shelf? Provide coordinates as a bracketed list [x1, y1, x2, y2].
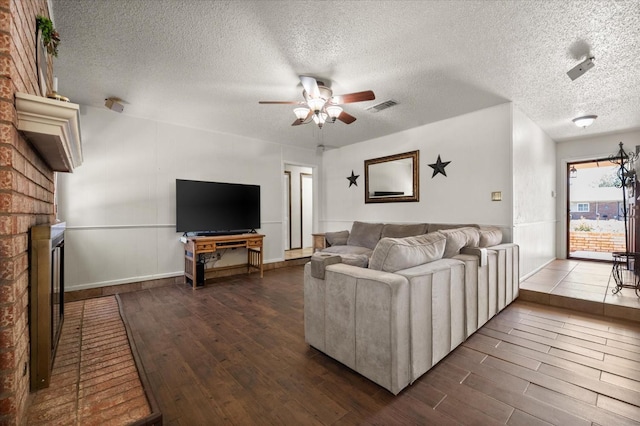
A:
[15, 92, 83, 172]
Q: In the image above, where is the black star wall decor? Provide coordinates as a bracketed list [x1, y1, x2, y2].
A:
[428, 155, 451, 178]
[347, 170, 359, 187]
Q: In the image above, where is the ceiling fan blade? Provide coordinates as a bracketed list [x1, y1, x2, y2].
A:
[332, 90, 375, 104]
[259, 100, 304, 105]
[299, 75, 320, 99]
[338, 111, 356, 124]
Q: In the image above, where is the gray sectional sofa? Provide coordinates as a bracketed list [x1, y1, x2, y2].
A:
[303, 221, 519, 394]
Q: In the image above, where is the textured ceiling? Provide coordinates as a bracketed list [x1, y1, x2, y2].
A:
[50, 0, 640, 150]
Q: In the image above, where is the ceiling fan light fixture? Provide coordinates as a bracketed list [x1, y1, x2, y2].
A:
[307, 97, 326, 113]
[572, 115, 597, 128]
[326, 105, 343, 121]
[293, 107, 310, 120]
[260, 76, 375, 129]
[312, 112, 327, 127]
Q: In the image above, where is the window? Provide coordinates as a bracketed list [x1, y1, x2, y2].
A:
[577, 203, 589, 212]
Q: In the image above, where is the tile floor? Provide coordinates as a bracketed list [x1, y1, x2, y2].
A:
[519, 258, 640, 322]
[284, 247, 314, 260]
[26, 296, 152, 425]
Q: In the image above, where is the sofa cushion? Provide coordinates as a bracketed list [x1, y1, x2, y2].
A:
[368, 233, 446, 272]
[439, 227, 480, 258]
[479, 227, 503, 247]
[427, 223, 479, 233]
[339, 253, 370, 268]
[322, 245, 374, 257]
[325, 230, 349, 246]
[347, 221, 384, 250]
[381, 223, 428, 239]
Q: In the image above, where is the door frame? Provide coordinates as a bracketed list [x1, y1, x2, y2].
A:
[282, 162, 317, 256]
[300, 172, 313, 249]
[284, 171, 291, 251]
[566, 157, 619, 260]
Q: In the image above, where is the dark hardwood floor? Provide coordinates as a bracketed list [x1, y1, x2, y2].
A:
[119, 265, 640, 425]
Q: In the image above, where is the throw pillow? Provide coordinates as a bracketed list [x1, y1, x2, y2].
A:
[381, 223, 428, 238]
[325, 230, 349, 246]
[369, 233, 446, 272]
[347, 221, 384, 250]
[440, 227, 480, 258]
[479, 227, 503, 247]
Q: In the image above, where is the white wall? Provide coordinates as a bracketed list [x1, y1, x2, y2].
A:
[60, 101, 565, 290]
[58, 106, 319, 291]
[321, 103, 513, 234]
[321, 103, 558, 278]
[555, 129, 640, 258]
[512, 107, 556, 277]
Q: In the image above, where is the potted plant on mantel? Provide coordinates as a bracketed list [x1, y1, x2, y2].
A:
[36, 15, 60, 57]
[35, 15, 68, 101]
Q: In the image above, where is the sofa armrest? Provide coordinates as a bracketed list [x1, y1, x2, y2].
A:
[310, 253, 342, 279]
[324, 263, 411, 395]
[460, 246, 488, 267]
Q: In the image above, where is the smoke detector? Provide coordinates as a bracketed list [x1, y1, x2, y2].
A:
[105, 97, 124, 113]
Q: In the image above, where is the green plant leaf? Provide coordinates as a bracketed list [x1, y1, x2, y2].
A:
[36, 15, 60, 57]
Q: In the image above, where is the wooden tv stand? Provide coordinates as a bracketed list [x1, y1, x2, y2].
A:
[183, 233, 264, 289]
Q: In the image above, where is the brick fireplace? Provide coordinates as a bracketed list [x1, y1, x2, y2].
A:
[0, 1, 56, 424]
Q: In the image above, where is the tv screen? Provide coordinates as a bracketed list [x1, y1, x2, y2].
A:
[176, 179, 260, 234]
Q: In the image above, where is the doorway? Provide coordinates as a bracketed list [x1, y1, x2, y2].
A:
[284, 164, 314, 259]
[567, 158, 625, 260]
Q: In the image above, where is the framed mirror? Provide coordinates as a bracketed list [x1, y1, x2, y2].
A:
[365, 150, 419, 203]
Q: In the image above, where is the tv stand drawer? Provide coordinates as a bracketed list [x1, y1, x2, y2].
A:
[196, 242, 216, 251]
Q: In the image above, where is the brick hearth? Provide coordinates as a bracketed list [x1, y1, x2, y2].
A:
[26, 297, 153, 425]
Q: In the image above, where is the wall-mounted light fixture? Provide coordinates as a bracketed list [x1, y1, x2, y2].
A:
[569, 165, 578, 178]
[572, 115, 597, 128]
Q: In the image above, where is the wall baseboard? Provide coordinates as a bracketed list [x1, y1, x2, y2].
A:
[519, 257, 556, 282]
[65, 256, 311, 302]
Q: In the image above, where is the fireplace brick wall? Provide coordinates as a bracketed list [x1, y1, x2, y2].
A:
[0, 0, 55, 424]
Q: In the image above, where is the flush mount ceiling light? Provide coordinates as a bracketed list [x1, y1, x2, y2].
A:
[259, 76, 375, 129]
[567, 56, 595, 81]
[572, 115, 597, 128]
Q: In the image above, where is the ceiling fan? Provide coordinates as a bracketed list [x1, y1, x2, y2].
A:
[259, 76, 375, 128]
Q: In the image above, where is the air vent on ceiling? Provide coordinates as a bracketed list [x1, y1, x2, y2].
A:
[366, 99, 398, 113]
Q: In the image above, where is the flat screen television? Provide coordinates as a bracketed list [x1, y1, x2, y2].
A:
[176, 179, 260, 235]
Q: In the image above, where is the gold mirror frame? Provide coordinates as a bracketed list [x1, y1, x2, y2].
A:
[365, 150, 419, 203]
